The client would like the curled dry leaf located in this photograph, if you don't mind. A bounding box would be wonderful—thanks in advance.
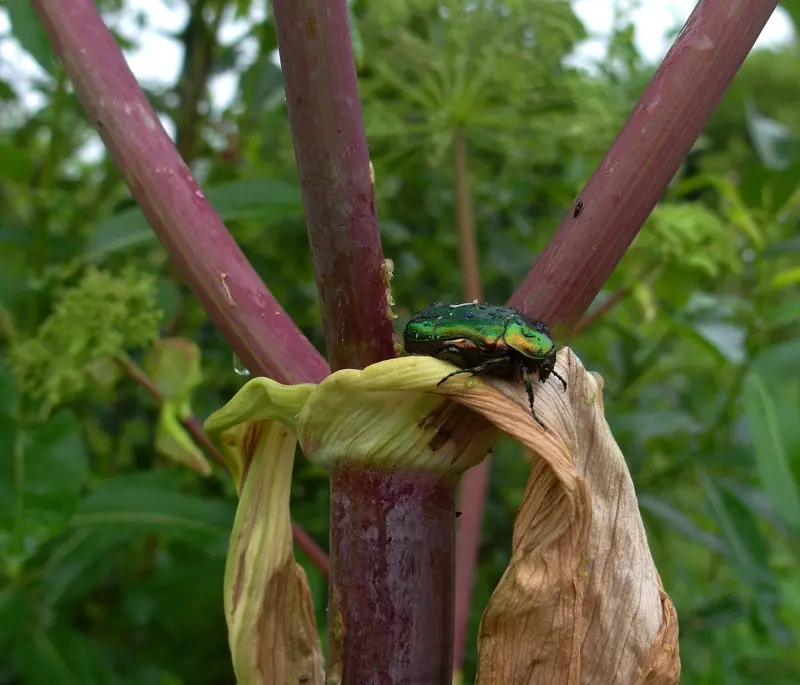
[468,350,680,685]
[221,420,323,685]
[204,349,679,684]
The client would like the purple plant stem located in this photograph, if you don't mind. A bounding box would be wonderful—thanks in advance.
[273,0,396,372]
[510,0,780,329]
[328,467,455,683]
[32,0,329,386]
[271,1,451,680]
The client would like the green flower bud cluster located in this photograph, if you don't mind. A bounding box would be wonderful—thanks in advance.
[636,203,744,278]
[10,267,162,415]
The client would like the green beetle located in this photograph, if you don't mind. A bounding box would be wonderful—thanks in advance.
[403,301,566,428]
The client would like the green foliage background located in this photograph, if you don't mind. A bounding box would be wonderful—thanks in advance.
[2,0,800,682]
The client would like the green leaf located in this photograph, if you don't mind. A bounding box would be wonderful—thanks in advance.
[84,178,303,262]
[11,625,115,685]
[781,0,800,34]
[739,163,800,213]
[702,475,791,644]
[741,373,800,529]
[0,587,32,651]
[699,473,774,585]
[70,473,234,550]
[348,5,364,68]
[40,528,130,611]
[0,358,18,416]
[715,477,795,538]
[680,595,748,633]
[0,143,34,184]
[764,234,800,257]
[692,322,746,364]
[0,79,14,100]
[745,101,798,171]
[0,411,88,575]
[610,410,702,439]
[5,0,56,75]
[752,339,800,379]
[764,299,800,330]
[662,313,732,365]
[638,493,727,555]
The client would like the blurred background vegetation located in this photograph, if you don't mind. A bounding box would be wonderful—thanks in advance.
[1,0,800,682]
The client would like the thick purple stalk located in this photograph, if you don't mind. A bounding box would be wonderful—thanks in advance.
[32,0,329,385]
[272,0,396,372]
[328,467,455,682]
[271,2,446,681]
[510,0,780,329]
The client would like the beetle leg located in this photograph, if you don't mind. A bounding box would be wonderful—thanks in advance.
[521,368,545,429]
[550,368,567,392]
[436,357,508,387]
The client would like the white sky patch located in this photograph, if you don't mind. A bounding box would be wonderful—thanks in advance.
[0,1,795,114]
[572,0,793,67]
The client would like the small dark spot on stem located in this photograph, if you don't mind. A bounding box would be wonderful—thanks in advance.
[573,200,584,218]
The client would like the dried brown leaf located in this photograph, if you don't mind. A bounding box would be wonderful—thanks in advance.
[451,349,680,685]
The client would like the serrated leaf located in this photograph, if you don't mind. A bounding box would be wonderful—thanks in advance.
[84,178,303,262]
[741,373,800,529]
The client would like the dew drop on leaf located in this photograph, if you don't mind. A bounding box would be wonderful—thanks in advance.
[233,353,251,377]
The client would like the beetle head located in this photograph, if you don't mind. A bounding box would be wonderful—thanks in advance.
[504,318,554,360]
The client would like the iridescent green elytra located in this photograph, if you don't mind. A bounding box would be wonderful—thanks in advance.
[403,302,567,428]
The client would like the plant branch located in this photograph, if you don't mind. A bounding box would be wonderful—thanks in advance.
[273,0,396,372]
[451,127,489,673]
[509,0,780,331]
[452,129,482,302]
[174,0,221,164]
[32,0,329,385]
[272,1,451,680]
[569,283,631,339]
[115,353,330,577]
